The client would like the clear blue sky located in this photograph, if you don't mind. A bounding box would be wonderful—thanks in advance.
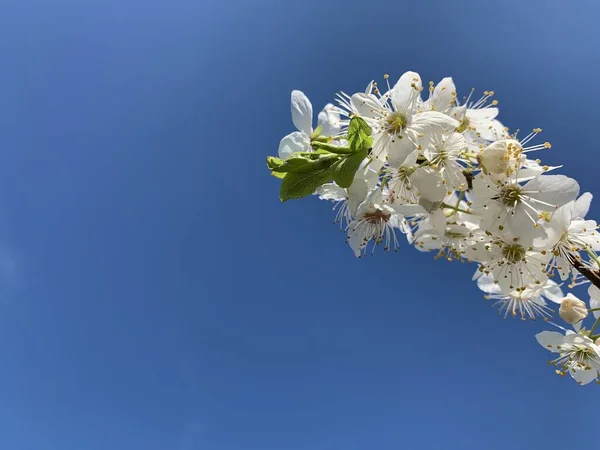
[0,0,598,449]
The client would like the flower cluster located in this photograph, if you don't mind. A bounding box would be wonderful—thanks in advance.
[266,71,600,385]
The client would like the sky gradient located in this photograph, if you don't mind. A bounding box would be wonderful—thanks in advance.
[0,0,599,449]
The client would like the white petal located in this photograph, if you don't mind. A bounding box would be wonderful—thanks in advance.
[347,178,369,217]
[317,104,341,136]
[588,284,600,319]
[414,233,444,252]
[291,90,313,135]
[393,203,428,216]
[467,107,499,122]
[540,280,564,304]
[387,138,416,168]
[411,111,460,132]
[430,77,456,112]
[278,131,311,160]
[569,367,598,385]
[478,119,508,141]
[535,331,565,352]
[391,71,422,112]
[314,183,346,201]
[523,175,580,210]
[347,223,365,257]
[573,192,593,220]
[477,275,503,295]
[411,167,446,203]
[351,93,382,118]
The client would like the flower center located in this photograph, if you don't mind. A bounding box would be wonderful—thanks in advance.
[385,112,407,135]
[502,243,526,263]
[499,185,521,208]
[364,210,390,224]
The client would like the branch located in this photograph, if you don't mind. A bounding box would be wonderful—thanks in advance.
[568,255,600,290]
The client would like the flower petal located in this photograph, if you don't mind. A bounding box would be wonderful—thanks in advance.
[391,71,422,112]
[278,131,311,160]
[467,107,499,122]
[569,367,598,385]
[351,93,382,119]
[314,183,346,201]
[291,90,313,135]
[430,77,456,112]
[588,284,600,319]
[523,175,580,210]
[573,192,593,220]
[535,331,565,352]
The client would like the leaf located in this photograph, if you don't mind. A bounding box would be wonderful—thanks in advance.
[271,171,286,179]
[266,156,284,171]
[347,117,373,152]
[311,141,353,154]
[273,152,339,173]
[330,148,368,188]
[280,169,333,202]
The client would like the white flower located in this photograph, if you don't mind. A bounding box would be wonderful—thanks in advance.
[537,193,600,280]
[413,223,474,261]
[458,89,507,141]
[422,129,468,192]
[278,91,341,160]
[385,150,420,205]
[471,173,580,244]
[278,90,313,160]
[336,71,459,165]
[536,330,600,385]
[467,229,550,292]
[347,189,403,257]
[477,275,563,319]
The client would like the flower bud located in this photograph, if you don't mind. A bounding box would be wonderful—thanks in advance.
[478,139,523,179]
[596,337,600,347]
[559,294,588,324]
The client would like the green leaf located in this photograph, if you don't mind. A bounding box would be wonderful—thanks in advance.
[266,156,284,171]
[272,152,339,173]
[329,148,368,188]
[280,169,333,202]
[347,117,373,152]
[271,171,286,179]
[310,141,353,154]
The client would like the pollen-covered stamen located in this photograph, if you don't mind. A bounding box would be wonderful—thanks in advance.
[502,243,526,263]
[468,90,498,109]
[429,147,449,168]
[385,112,407,136]
[498,185,522,208]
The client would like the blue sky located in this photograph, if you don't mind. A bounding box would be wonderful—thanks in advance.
[0,0,599,449]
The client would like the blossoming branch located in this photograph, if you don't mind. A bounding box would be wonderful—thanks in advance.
[265,71,600,386]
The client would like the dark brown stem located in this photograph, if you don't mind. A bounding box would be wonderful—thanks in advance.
[569,256,600,290]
